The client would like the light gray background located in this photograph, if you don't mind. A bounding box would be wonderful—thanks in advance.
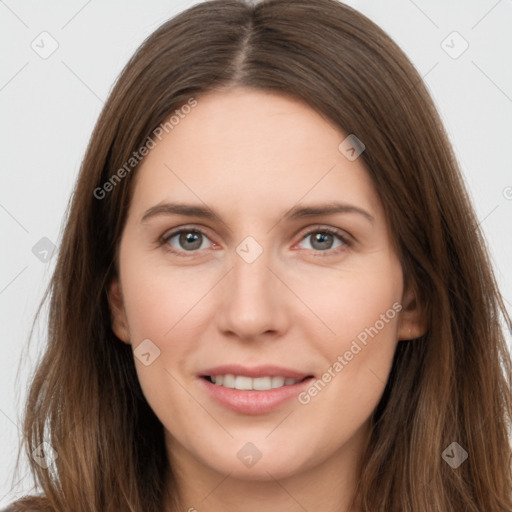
[1,0,511,505]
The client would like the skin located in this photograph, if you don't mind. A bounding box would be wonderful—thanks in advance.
[109,88,426,512]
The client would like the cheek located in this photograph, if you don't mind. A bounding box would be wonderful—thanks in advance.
[120,255,214,342]
[290,254,402,413]
[288,253,403,348]
[118,260,211,426]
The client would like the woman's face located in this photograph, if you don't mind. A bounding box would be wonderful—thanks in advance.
[109,88,423,483]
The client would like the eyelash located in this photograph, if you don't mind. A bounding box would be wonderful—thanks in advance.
[158,225,353,258]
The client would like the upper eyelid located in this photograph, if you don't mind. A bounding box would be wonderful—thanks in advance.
[161,224,216,243]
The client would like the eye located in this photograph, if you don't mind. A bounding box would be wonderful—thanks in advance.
[297,228,351,253]
[162,228,213,253]
[159,225,351,257]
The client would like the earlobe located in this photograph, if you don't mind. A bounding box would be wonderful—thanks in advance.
[108,278,131,344]
[397,285,428,341]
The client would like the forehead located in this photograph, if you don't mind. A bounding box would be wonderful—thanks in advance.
[128,88,383,224]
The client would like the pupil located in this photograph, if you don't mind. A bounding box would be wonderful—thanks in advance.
[180,231,202,250]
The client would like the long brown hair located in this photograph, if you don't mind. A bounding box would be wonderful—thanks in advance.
[10,0,511,510]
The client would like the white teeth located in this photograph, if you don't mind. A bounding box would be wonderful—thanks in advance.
[254,377,272,390]
[235,376,253,390]
[223,374,235,388]
[210,374,301,390]
[271,376,285,388]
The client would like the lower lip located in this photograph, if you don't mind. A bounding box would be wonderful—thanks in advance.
[199,376,314,415]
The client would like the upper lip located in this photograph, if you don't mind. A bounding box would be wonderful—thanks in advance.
[199,364,313,380]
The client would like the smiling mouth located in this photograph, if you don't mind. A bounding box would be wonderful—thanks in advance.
[202,374,312,391]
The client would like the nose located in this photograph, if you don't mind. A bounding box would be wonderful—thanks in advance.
[216,246,291,341]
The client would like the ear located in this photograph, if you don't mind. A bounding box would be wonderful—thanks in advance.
[397,283,428,341]
[108,278,131,344]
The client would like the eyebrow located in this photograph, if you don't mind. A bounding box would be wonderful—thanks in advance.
[140,201,374,225]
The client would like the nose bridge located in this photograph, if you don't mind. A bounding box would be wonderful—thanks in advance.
[230,242,275,307]
[217,237,288,337]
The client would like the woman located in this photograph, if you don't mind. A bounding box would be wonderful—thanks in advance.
[6,0,511,510]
